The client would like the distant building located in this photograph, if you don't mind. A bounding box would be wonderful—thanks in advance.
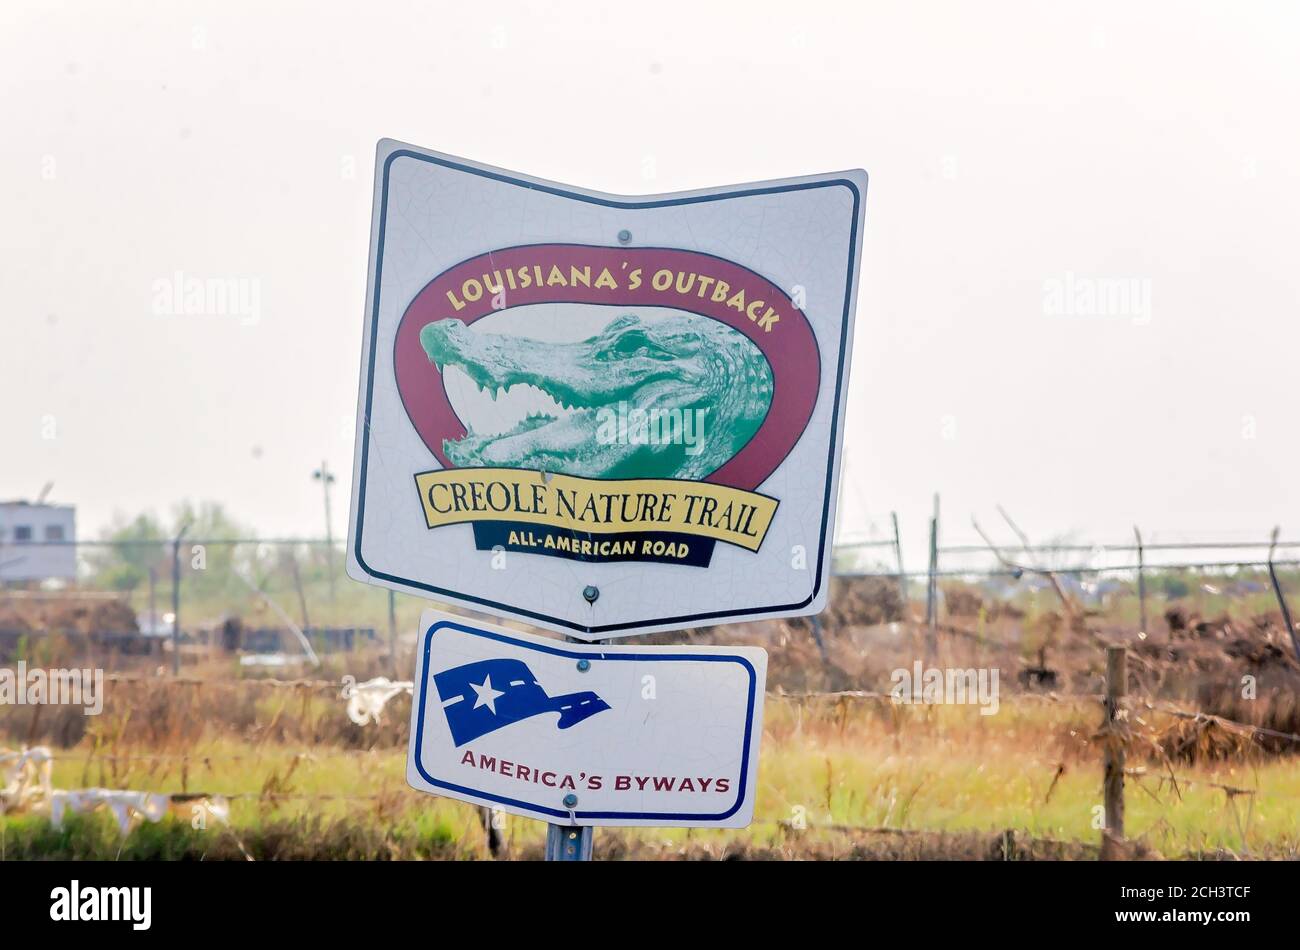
[0,501,77,582]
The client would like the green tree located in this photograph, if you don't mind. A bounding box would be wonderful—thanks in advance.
[167,500,256,602]
[88,512,167,591]
[88,502,256,605]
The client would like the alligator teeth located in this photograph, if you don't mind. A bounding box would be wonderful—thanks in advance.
[442,370,574,438]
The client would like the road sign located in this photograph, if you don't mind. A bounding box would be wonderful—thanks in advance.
[406,609,767,828]
[347,139,868,638]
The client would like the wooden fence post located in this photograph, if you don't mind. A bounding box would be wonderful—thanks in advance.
[1101,645,1127,859]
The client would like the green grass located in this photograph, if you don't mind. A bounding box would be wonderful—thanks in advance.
[7,697,1299,859]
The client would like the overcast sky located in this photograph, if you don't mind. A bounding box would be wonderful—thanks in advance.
[2,0,1297,562]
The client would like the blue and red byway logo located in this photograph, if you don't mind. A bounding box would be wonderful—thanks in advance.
[434,658,610,747]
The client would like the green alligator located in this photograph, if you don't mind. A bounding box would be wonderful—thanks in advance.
[419,313,773,480]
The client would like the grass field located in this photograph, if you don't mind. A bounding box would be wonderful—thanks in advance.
[5,693,1297,860]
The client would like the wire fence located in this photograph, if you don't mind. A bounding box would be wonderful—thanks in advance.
[4,531,1298,606]
[2,528,1299,685]
[833,523,1300,653]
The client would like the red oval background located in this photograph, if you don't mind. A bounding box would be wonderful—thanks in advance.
[392,244,820,491]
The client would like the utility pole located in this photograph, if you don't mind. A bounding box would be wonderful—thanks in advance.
[313,461,337,603]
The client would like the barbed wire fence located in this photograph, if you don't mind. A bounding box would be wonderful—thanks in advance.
[834,517,1300,660]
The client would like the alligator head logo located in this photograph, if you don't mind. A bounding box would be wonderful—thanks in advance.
[391,244,821,495]
[418,313,773,480]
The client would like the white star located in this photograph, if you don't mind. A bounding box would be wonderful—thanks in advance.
[470,675,506,714]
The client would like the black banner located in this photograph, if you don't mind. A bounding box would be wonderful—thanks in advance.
[0,859,1277,937]
[471,521,716,567]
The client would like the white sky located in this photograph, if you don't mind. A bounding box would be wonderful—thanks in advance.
[2,0,1297,561]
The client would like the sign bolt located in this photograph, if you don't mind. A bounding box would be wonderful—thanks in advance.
[577,658,591,672]
[563,793,579,808]
[582,585,599,604]
[617,229,632,244]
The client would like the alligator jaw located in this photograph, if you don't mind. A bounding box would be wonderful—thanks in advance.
[418,313,772,479]
[420,318,665,467]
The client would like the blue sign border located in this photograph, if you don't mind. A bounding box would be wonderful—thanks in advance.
[411,619,759,822]
[352,145,866,635]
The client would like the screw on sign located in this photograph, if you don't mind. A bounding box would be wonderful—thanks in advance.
[346,141,867,859]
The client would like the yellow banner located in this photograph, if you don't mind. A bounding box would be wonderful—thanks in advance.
[413,468,778,552]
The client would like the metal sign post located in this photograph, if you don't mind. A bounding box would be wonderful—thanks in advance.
[545,632,597,861]
[545,823,594,861]
[479,603,722,860]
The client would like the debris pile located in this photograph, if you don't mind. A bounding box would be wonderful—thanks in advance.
[785,576,904,631]
[0,594,139,636]
[2,745,231,836]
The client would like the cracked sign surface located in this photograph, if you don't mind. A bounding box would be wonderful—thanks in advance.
[347,139,867,639]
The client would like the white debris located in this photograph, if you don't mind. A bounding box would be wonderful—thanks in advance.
[1,746,54,813]
[5,746,232,838]
[50,789,171,834]
[344,677,413,725]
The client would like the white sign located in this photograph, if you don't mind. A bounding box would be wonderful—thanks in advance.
[406,609,767,828]
[347,139,867,638]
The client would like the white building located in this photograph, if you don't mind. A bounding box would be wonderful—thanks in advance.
[0,501,77,582]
